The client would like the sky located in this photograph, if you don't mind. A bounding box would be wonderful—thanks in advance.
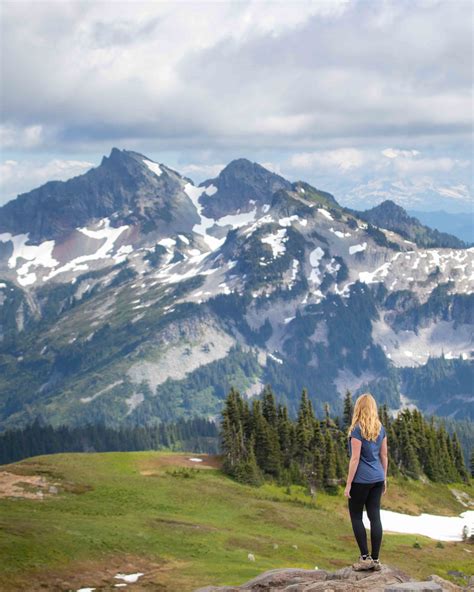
[0,0,472,213]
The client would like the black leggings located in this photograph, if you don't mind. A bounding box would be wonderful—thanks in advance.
[348,480,384,559]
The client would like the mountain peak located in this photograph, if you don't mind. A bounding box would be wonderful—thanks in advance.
[199,159,292,218]
[369,199,409,217]
[100,147,149,168]
[0,147,196,243]
[356,199,466,249]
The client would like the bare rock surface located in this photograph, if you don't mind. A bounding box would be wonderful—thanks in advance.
[194,564,467,592]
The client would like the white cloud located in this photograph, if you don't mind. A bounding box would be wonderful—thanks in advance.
[382,148,420,159]
[0,1,471,214]
[0,1,471,150]
[180,163,226,182]
[290,148,367,172]
[0,124,44,148]
[0,159,94,204]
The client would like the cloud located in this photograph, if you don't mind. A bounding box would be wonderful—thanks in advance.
[179,162,226,182]
[0,1,471,213]
[0,0,471,150]
[290,148,367,172]
[382,148,420,159]
[0,124,45,148]
[0,158,94,204]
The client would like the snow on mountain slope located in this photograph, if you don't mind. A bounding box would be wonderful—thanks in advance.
[0,149,472,429]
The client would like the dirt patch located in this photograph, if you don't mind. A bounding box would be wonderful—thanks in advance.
[0,469,92,500]
[139,453,222,476]
[0,471,59,500]
[1,553,188,592]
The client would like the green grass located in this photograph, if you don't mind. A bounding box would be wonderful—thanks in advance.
[0,451,472,591]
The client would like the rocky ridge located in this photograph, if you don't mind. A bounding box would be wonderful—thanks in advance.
[194,565,473,592]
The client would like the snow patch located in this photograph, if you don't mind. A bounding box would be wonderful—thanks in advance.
[158,238,177,249]
[309,246,325,286]
[184,183,223,250]
[268,352,283,364]
[349,242,367,255]
[261,228,288,258]
[329,227,351,238]
[114,573,144,584]
[80,380,123,404]
[318,208,333,220]
[364,509,474,542]
[45,219,129,281]
[204,184,218,196]
[216,208,257,229]
[143,158,162,177]
[279,215,307,227]
[113,244,133,263]
[0,232,59,286]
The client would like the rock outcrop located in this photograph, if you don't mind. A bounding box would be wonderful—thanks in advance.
[194,564,470,592]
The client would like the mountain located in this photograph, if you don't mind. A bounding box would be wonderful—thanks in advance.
[0,149,472,431]
[409,209,474,245]
[0,148,200,244]
[198,158,292,219]
[353,200,467,249]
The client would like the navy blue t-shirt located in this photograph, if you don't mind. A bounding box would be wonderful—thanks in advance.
[348,423,386,483]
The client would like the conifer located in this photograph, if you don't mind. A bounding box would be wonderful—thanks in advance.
[343,390,354,431]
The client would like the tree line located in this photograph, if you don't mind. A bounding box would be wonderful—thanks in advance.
[0,417,218,465]
[220,385,470,488]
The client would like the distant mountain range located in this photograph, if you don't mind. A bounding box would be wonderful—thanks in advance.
[408,210,473,245]
[0,148,472,431]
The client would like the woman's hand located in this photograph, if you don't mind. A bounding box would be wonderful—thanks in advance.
[344,484,351,498]
[383,479,387,495]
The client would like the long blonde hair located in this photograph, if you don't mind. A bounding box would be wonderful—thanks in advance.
[347,393,382,442]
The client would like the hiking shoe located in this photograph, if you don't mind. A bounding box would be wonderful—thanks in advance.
[352,555,375,571]
[372,559,381,571]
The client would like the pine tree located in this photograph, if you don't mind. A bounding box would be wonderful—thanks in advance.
[343,390,354,431]
[296,389,314,466]
[277,405,293,468]
[262,384,278,427]
[323,432,337,488]
[234,435,262,486]
[451,432,468,482]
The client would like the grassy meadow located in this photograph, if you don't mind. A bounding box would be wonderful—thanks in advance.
[0,451,472,591]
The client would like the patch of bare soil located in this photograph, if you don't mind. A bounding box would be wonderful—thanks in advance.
[0,469,92,500]
[0,470,59,500]
[139,453,222,476]
[0,554,189,592]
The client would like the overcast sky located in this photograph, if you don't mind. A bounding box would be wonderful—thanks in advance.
[1,0,472,212]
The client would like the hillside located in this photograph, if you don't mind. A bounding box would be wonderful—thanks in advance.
[408,210,473,246]
[0,149,473,431]
[0,451,473,591]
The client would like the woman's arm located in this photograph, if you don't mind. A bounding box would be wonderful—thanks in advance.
[344,437,361,498]
[380,435,388,494]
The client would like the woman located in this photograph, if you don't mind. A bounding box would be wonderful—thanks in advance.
[344,393,388,572]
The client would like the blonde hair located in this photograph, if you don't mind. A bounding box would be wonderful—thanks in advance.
[347,393,382,442]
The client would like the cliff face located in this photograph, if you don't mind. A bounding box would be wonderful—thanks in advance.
[194,564,471,592]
